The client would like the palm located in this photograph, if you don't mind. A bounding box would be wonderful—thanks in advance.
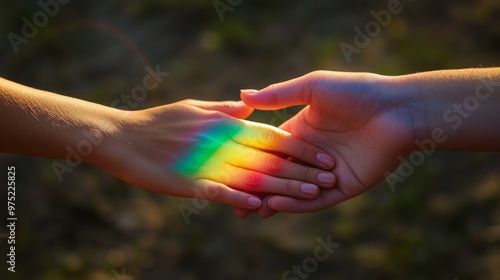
[240,71,417,214]
[279,88,413,210]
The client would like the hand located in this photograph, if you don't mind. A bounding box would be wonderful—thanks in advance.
[236,70,418,216]
[89,99,336,210]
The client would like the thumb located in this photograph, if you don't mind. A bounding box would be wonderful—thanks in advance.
[180,99,254,119]
[240,73,313,110]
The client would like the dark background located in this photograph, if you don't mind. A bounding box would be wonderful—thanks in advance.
[0,0,499,279]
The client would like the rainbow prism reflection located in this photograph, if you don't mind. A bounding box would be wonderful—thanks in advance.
[173,122,244,177]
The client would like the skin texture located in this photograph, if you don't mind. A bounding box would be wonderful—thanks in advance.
[0,78,336,210]
[236,68,500,218]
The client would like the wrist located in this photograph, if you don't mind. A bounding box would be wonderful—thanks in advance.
[392,74,433,142]
[82,106,129,167]
[374,73,430,153]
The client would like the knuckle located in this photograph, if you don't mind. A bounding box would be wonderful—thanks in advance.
[265,83,285,108]
[286,180,293,193]
[182,98,196,104]
[307,70,330,80]
[304,167,315,182]
[265,157,283,173]
[260,129,282,146]
[302,71,328,103]
[219,100,236,108]
[246,172,264,187]
[211,114,241,135]
[208,110,230,123]
[215,165,232,183]
[302,145,312,162]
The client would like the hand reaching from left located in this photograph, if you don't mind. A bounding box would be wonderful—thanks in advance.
[0,78,336,211]
[92,99,336,209]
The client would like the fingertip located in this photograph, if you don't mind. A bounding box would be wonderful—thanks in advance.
[320,174,336,189]
[240,89,257,106]
[242,75,310,110]
[255,195,278,218]
[240,88,274,110]
[267,196,288,212]
[246,196,262,208]
[317,172,336,187]
[316,153,335,169]
[240,89,259,95]
[300,183,320,198]
[193,179,262,211]
[267,196,276,209]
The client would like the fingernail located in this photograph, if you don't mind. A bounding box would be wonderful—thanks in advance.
[240,89,259,95]
[300,183,318,196]
[267,197,275,208]
[247,196,261,207]
[316,153,334,168]
[317,172,335,184]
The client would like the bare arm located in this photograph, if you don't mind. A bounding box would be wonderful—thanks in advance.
[0,77,121,159]
[0,78,336,210]
[396,68,500,151]
[237,67,500,216]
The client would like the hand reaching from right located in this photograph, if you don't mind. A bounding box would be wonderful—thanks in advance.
[236,68,500,217]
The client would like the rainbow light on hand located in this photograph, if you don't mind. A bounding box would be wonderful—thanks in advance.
[172,122,245,178]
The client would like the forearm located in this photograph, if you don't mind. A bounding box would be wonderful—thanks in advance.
[0,78,121,162]
[395,68,500,151]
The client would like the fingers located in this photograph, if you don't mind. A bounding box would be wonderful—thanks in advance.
[233,121,335,170]
[234,194,278,218]
[198,163,321,199]
[220,142,336,188]
[240,73,313,110]
[180,99,254,119]
[192,179,262,209]
[257,195,279,218]
[267,188,348,213]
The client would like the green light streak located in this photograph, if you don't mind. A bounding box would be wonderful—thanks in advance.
[173,122,243,177]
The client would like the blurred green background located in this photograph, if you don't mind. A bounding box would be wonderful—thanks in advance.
[1,0,499,279]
